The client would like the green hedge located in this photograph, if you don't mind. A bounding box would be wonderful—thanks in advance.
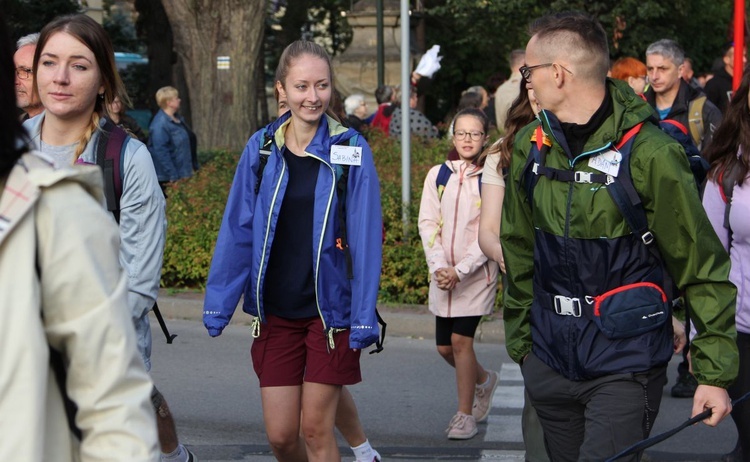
[161,149,239,287]
[160,132,456,305]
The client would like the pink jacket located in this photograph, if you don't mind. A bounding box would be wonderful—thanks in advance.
[418,161,499,318]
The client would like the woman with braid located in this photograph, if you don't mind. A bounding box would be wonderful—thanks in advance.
[23,14,195,462]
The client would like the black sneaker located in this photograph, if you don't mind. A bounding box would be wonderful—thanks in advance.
[670,372,698,398]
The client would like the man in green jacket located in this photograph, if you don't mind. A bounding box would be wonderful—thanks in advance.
[501,12,737,462]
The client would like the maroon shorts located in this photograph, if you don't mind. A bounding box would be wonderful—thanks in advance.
[250,314,362,387]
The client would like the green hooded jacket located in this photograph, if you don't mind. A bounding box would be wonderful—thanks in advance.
[501,79,738,388]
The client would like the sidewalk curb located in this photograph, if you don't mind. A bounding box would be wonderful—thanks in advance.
[156,289,505,344]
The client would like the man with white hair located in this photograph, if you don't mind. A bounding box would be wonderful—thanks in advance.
[14,33,42,120]
[644,39,722,153]
[502,11,737,461]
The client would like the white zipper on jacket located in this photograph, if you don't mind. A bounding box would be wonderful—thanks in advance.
[253,155,287,337]
[447,163,467,318]
[304,151,339,348]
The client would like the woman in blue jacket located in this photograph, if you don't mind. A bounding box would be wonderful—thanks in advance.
[204,40,382,462]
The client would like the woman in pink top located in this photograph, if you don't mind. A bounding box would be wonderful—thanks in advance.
[701,69,750,462]
[418,108,500,441]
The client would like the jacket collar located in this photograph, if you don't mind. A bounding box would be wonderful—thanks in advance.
[539,79,657,159]
[445,159,483,176]
[644,79,704,118]
[270,113,355,162]
[23,112,105,164]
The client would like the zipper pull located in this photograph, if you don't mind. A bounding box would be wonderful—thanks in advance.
[328,329,336,350]
[251,317,260,338]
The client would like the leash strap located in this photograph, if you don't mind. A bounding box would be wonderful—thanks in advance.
[605,390,750,461]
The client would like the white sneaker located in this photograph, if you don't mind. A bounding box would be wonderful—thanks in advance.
[446,412,478,440]
[472,370,498,422]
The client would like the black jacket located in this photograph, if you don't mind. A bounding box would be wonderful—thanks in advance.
[645,80,723,152]
[704,67,733,113]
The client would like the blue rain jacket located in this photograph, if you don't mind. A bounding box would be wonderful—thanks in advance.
[204,113,383,349]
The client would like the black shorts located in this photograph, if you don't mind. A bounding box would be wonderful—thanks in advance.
[435,315,482,346]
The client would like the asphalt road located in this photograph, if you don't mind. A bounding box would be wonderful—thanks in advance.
[149,317,738,462]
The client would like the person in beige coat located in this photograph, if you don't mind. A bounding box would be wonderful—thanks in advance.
[0,152,160,462]
[418,108,500,441]
[0,17,159,459]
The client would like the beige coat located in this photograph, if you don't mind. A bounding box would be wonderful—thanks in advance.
[494,71,522,132]
[418,160,499,318]
[0,153,159,462]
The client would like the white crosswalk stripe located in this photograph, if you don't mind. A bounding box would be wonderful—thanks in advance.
[483,362,526,453]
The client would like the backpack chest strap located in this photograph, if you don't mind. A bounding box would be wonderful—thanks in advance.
[532,163,614,185]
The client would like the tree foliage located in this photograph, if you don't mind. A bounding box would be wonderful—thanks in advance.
[422,0,737,122]
[103,5,141,53]
[265,0,353,86]
[5,0,79,41]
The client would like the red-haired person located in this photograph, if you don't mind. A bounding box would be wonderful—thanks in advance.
[611,57,648,96]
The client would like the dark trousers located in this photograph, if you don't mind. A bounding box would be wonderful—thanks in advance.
[521,352,667,462]
[729,332,750,460]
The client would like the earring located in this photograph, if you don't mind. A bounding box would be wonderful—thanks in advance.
[98,93,105,100]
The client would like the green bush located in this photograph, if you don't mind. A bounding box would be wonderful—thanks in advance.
[161,149,239,287]
[369,130,450,304]
[161,132,457,305]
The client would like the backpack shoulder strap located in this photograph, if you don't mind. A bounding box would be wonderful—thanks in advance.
[659,118,689,136]
[604,123,661,260]
[334,135,358,279]
[96,118,129,223]
[520,124,551,205]
[435,163,453,201]
[688,96,706,148]
[254,129,274,196]
[719,160,744,234]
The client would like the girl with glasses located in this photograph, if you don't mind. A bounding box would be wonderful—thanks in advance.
[418,108,500,440]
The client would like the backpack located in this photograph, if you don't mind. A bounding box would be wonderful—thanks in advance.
[687,95,706,149]
[658,117,710,188]
[94,118,130,223]
[94,118,177,344]
[435,162,482,201]
[642,94,710,188]
[255,128,387,353]
[717,160,745,249]
[521,123,678,340]
[522,122,662,263]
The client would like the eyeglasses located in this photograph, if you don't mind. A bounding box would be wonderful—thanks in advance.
[453,130,485,141]
[15,66,32,80]
[519,63,573,83]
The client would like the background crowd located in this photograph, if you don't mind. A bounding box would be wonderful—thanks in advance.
[3,6,749,462]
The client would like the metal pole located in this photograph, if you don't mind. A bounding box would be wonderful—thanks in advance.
[400,0,411,235]
[377,0,384,88]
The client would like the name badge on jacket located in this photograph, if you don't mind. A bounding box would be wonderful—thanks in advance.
[588,149,621,177]
[331,145,362,166]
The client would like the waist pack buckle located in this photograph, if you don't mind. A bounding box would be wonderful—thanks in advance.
[554,295,582,317]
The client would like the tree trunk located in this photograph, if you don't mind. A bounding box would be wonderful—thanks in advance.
[161,0,265,151]
[134,0,175,116]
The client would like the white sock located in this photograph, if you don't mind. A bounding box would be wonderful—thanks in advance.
[352,439,376,462]
[161,444,190,462]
